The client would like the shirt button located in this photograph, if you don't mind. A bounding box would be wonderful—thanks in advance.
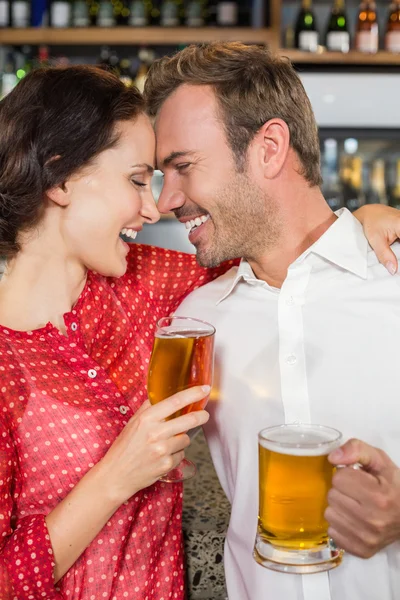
[70,322,78,331]
[119,405,129,415]
[286,296,294,306]
[286,354,297,365]
[88,369,97,379]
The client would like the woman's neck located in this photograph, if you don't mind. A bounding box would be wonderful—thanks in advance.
[0,242,87,334]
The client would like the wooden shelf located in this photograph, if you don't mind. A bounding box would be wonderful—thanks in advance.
[0,27,274,46]
[280,48,400,65]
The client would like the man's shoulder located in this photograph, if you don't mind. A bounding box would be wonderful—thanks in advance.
[177,266,239,307]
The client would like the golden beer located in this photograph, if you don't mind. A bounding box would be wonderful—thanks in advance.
[254,424,343,574]
[148,329,214,418]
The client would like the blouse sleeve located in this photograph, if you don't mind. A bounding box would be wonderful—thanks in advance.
[0,417,61,600]
[126,244,238,315]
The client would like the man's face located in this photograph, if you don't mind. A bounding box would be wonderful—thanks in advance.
[155,84,279,267]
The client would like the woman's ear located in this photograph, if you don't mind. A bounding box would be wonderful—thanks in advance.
[46,182,71,207]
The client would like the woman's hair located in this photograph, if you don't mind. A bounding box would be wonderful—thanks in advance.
[144,42,322,187]
[0,65,145,259]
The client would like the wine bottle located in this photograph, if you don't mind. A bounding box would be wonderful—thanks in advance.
[97,0,116,25]
[294,0,319,52]
[355,0,379,53]
[72,0,90,26]
[129,0,149,25]
[217,1,238,26]
[340,155,365,211]
[367,159,388,204]
[185,0,207,26]
[0,0,10,27]
[119,58,134,86]
[11,1,31,27]
[160,0,182,26]
[385,0,400,52]
[50,0,72,27]
[114,0,131,24]
[251,0,267,27]
[325,0,350,52]
[389,159,400,208]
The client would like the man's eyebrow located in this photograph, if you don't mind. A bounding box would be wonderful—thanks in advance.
[161,151,196,168]
[131,163,155,174]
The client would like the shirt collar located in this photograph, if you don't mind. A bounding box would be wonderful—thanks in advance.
[217,208,368,304]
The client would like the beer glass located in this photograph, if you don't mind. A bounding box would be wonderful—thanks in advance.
[254,423,344,574]
[147,316,215,482]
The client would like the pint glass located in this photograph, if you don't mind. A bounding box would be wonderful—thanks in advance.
[147,316,215,482]
[254,424,343,573]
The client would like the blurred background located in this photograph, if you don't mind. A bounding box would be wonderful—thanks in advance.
[1,0,400,253]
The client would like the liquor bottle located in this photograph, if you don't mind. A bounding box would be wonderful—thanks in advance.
[87,0,98,24]
[0,0,10,27]
[31,0,49,26]
[150,0,162,24]
[238,0,251,26]
[135,47,155,92]
[50,0,72,27]
[355,0,379,53]
[119,58,134,86]
[217,1,238,26]
[385,0,400,52]
[11,1,31,27]
[114,0,131,24]
[389,159,400,208]
[207,0,217,24]
[251,0,267,27]
[294,0,319,52]
[160,0,182,26]
[129,0,149,25]
[97,0,116,25]
[340,155,365,211]
[72,0,90,26]
[367,159,388,204]
[1,52,17,99]
[321,138,343,211]
[185,0,207,26]
[325,0,350,52]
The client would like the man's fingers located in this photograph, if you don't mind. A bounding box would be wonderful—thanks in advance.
[329,438,395,479]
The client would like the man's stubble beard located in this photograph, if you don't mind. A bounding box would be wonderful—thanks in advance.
[195,172,281,268]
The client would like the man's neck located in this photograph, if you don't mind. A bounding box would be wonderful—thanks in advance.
[248,192,337,289]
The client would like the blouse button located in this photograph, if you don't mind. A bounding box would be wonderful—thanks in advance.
[88,369,97,379]
[70,322,78,331]
[119,405,129,415]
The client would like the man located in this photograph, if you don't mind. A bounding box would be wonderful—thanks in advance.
[144,43,400,600]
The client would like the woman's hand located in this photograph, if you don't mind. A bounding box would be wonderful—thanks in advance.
[354,205,400,274]
[97,385,210,503]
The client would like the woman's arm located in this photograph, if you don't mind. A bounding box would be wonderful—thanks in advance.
[1,387,209,590]
[354,205,400,274]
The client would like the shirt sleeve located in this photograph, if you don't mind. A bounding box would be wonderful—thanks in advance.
[0,417,61,600]
[127,243,238,315]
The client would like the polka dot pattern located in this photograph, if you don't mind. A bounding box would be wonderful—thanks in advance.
[0,244,235,600]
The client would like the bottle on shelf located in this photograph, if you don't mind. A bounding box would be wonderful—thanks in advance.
[238,0,251,26]
[72,0,90,26]
[31,0,48,27]
[367,159,388,204]
[294,0,319,52]
[35,45,51,68]
[340,155,365,211]
[1,52,17,99]
[207,0,217,24]
[119,58,134,86]
[160,0,182,26]
[389,159,400,208]
[385,0,400,52]
[87,0,99,25]
[134,47,155,93]
[251,0,267,27]
[11,0,31,27]
[129,0,150,25]
[0,0,10,28]
[97,0,116,26]
[114,0,131,24]
[325,0,350,53]
[150,0,162,24]
[355,0,379,53]
[321,138,343,211]
[217,1,239,26]
[50,0,72,27]
[185,0,207,26]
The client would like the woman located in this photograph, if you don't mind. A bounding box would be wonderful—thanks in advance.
[0,66,233,600]
[0,65,397,600]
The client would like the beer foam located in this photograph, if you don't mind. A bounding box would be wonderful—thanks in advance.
[156,327,213,339]
[259,425,341,456]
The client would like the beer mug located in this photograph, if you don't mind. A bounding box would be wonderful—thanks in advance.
[254,423,344,573]
[147,316,215,482]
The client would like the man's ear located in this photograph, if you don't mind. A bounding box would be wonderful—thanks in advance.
[251,118,290,180]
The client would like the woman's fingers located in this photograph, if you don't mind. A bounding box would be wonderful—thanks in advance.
[144,385,210,421]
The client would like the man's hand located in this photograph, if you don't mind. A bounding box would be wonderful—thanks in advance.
[326,438,400,558]
[354,205,400,275]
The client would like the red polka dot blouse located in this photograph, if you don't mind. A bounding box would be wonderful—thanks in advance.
[0,244,234,600]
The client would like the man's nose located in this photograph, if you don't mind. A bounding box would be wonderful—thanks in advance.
[157,183,186,215]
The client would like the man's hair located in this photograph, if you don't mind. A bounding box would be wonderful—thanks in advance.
[144,42,322,187]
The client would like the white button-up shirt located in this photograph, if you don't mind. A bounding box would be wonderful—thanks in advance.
[176,209,400,600]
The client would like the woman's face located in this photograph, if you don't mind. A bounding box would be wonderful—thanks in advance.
[61,114,159,277]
